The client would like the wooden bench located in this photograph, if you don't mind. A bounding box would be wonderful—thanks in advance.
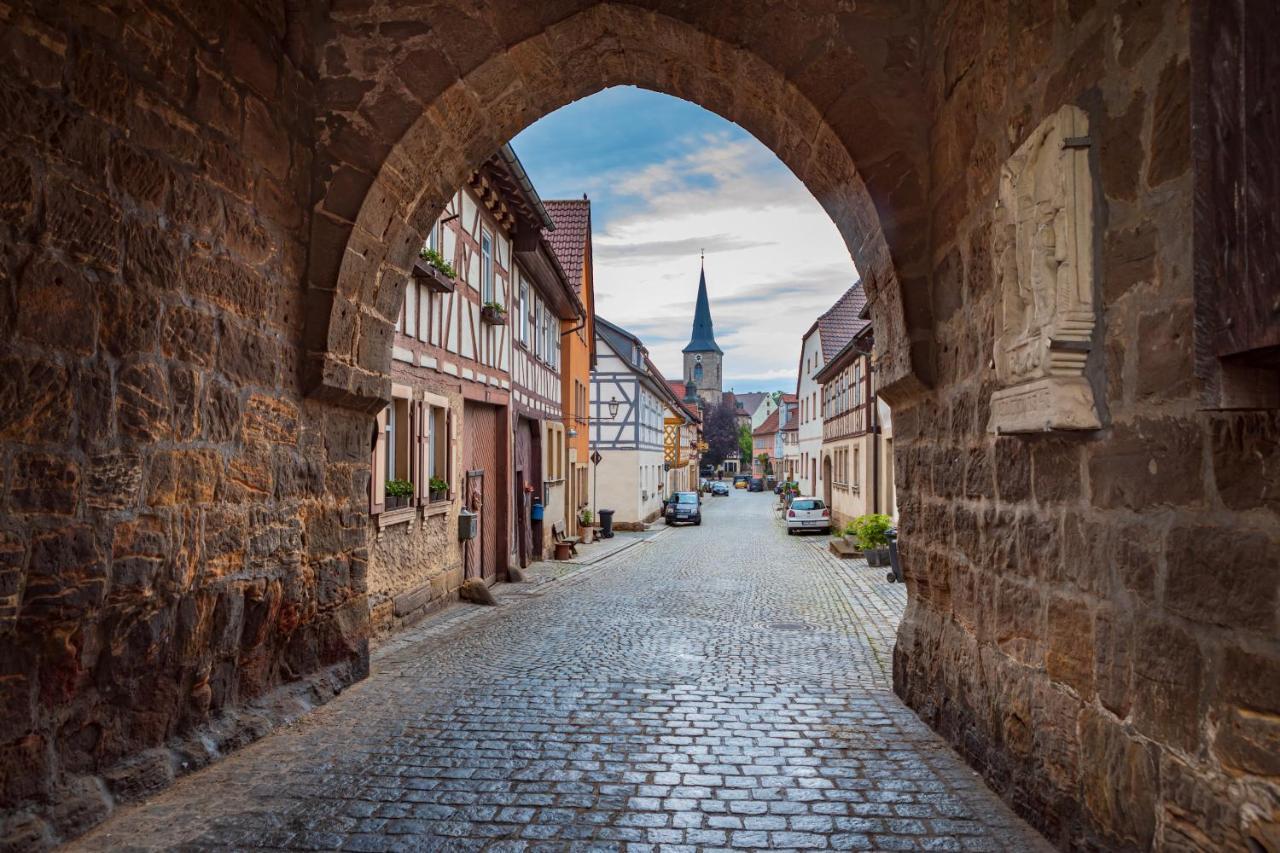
[551,522,580,559]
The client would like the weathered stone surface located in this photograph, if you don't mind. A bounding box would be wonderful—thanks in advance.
[1165,524,1277,633]
[1132,617,1202,753]
[1088,418,1203,509]
[1146,57,1190,187]
[0,3,1271,851]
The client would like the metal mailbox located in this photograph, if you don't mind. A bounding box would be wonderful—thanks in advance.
[458,508,478,541]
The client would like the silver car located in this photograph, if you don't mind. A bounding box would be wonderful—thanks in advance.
[785,497,830,534]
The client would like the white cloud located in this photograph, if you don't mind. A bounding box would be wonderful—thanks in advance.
[592,131,858,392]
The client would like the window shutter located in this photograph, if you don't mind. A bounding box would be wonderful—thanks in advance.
[372,407,387,514]
[416,401,429,506]
[446,406,454,498]
[408,400,419,505]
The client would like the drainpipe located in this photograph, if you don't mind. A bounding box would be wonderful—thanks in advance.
[869,371,879,516]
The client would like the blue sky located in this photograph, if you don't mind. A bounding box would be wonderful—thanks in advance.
[512,87,859,394]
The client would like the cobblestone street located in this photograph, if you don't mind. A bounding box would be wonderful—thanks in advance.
[72,493,1047,852]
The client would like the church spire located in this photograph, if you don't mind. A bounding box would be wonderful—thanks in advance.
[683,255,722,354]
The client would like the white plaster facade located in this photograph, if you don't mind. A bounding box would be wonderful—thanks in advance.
[796,329,825,495]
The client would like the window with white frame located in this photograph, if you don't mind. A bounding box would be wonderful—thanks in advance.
[403,281,417,340]
[371,391,455,516]
[519,277,529,345]
[481,230,494,303]
[425,395,451,500]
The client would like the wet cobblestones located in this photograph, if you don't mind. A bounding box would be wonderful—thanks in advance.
[72,493,1047,851]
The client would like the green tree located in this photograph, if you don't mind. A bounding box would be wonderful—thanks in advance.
[737,424,753,464]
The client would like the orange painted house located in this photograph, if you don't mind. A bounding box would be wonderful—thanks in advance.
[543,198,595,535]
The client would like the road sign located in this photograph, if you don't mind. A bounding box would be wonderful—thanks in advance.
[590,450,602,466]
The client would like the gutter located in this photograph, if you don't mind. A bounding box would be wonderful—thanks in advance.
[497,143,554,230]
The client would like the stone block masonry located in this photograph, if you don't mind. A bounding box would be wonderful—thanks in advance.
[0,0,1275,850]
[0,1,370,845]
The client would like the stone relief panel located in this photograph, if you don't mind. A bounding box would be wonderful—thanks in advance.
[988,104,1102,434]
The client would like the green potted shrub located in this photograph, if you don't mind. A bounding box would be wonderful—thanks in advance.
[428,476,449,503]
[840,520,864,556]
[579,508,595,544]
[851,513,893,566]
[480,300,507,325]
[414,247,457,293]
[385,478,414,510]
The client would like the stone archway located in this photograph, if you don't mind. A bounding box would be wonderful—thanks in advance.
[302,2,935,415]
[0,1,1273,849]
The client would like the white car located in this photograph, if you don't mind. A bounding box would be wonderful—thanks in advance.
[785,497,831,534]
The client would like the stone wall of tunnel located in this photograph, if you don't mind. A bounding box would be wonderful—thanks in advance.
[0,0,1276,850]
[0,2,370,844]
[892,1,1279,850]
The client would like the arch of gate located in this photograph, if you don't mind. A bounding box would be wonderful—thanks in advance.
[301,2,935,413]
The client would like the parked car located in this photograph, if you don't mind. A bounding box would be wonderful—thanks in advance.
[664,491,702,525]
[710,481,730,496]
[748,478,764,492]
[733,476,749,489]
[785,497,831,534]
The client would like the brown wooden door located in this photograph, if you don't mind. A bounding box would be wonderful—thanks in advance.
[514,417,538,567]
[463,401,502,581]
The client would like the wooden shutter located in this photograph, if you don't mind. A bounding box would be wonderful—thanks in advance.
[408,400,419,506]
[446,406,454,498]
[416,401,429,506]
[371,407,387,514]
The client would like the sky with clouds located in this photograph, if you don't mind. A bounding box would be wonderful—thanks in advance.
[511,87,859,394]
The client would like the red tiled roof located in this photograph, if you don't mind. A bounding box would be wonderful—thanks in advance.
[667,379,688,401]
[753,409,781,437]
[542,199,590,294]
[816,281,870,360]
[779,393,798,404]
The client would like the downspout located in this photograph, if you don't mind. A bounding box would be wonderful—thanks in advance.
[870,368,879,515]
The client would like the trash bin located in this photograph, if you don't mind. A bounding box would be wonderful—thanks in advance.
[885,528,904,584]
[599,509,615,539]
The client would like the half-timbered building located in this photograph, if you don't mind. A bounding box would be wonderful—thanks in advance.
[366,145,542,636]
[508,195,583,566]
[590,318,669,527]
[813,317,897,529]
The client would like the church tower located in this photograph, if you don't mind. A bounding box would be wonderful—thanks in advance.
[682,256,723,407]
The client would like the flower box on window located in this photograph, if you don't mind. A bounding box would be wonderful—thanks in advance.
[481,302,507,326]
[413,257,455,293]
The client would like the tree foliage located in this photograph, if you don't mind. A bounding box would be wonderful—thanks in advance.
[737,424,753,463]
[701,398,740,467]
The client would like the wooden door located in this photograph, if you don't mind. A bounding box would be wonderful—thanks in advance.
[462,402,502,581]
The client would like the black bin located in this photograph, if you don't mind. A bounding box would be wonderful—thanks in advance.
[599,509,615,539]
[885,528,904,584]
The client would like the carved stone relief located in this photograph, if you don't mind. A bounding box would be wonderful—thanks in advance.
[988,104,1102,434]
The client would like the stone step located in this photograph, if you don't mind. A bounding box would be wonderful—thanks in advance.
[829,537,863,559]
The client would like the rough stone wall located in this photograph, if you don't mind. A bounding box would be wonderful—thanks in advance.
[0,2,370,845]
[367,510,462,640]
[366,377,464,641]
[893,1,1280,850]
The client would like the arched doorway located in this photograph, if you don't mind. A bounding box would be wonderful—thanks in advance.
[821,454,833,509]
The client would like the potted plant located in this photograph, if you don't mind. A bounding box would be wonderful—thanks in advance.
[413,247,457,293]
[851,513,893,567]
[579,508,595,544]
[385,478,414,510]
[480,301,507,325]
[840,521,865,556]
[428,476,449,503]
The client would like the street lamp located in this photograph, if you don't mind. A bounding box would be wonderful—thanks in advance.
[606,396,620,419]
